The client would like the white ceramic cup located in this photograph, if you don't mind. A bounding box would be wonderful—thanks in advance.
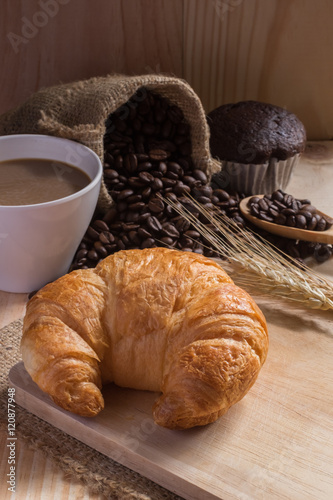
[0,134,103,293]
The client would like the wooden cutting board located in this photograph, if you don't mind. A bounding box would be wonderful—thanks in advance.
[9,297,333,500]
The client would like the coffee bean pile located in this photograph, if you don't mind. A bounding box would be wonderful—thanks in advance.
[70,89,332,270]
[248,190,333,231]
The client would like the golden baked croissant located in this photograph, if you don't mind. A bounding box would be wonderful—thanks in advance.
[21,247,268,430]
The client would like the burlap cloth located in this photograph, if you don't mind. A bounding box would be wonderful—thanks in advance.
[0,73,221,213]
[0,318,183,500]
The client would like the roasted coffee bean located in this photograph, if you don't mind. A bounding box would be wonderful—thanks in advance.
[303,204,317,214]
[117,239,126,250]
[282,208,296,216]
[86,226,100,241]
[192,169,208,184]
[92,220,110,232]
[182,175,197,188]
[299,198,311,205]
[165,170,179,181]
[99,231,115,245]
[228,197,238,208]
[167,162,183,175]
[258,198,269,211]
[136,153,150,162]
[180,236,194,248]
[161,223,180,239]
[299,209,313,222]
[274,200,287,210]
[148,197,164,213]
[128,201,146,211]
[164,192,178,203]
[214,189,230,202]
[127,176,145,189]
[141,237,155,249]
[286,215,296,227]
[137,161,153,172]
[126,194,142,204]
[232,215,246,227]
[125,210,140,222]
[104,168,119,180]
[283,194,293,207]
[117,188,134,201]
[121,234,130,246]
[123,223,140,232]
[292,200,300,212]
[102,207,117,224]
[128,231,140,245]
[149,149,169,161]
[196,196,212,205]
[151,178,164,191]
[152,170,163,179]
[271,190,284,203]
[314,244,333,262]
[268,207,279,218]
[75,248,88,260]
[174,217,191,233]
[295,214,307,229]
[161,177,177,188]
[146,215,162,233]
[114,154,124,170]
[87,249,99,261]
[228,207,240,216]
[138,171,154,184]
[324,215,333,228]
[173,182,191,196]
[197,186,214,199]
[250,205,260,217]
[158,162,168,174]
[308,216,318,230]
[137,212,151,224]
[141,186,152,199]
[123,153,138,173]
[316,217,327,231]
[76,258,88,268]
[184,230,201,239]
[94,241,108,258]
[137,227,152,239]
[109,222,123,232]
[248,196,261,205]
[259,212,274,223]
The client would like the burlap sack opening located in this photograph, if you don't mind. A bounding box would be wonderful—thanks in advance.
[0,74,221,213]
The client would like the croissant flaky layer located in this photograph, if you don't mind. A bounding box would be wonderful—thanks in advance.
[21,247,268,429]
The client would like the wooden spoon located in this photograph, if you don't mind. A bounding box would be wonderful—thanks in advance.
[239,195,333,244]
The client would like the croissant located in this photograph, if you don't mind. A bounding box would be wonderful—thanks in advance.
[21,247,268,430]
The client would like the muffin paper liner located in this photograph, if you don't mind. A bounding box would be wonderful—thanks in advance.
[211,154,301,195]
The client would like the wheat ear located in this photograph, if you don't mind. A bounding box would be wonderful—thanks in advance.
[161,195,333,311]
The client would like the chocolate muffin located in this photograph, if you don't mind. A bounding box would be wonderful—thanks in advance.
[208,101,306,195]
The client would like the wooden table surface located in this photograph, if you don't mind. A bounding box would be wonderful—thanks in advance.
[1,141,333,500]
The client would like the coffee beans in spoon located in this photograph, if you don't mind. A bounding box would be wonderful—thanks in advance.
[248,190,333,231]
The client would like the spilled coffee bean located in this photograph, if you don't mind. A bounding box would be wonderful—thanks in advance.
[71,90,332,270]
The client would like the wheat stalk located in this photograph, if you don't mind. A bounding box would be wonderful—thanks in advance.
[161,195,333,311]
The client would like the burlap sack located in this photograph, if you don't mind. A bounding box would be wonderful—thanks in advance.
[0,74,221,212]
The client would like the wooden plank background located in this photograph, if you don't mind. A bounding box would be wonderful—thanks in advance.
[1,0,333,140]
